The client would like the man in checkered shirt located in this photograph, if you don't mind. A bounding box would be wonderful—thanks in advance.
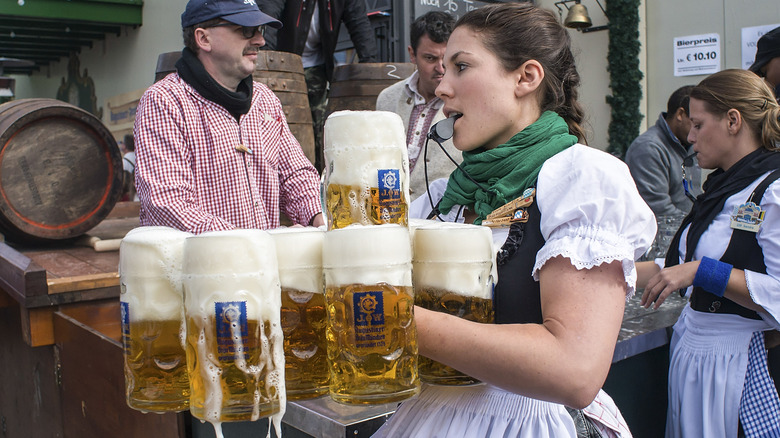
[133,0,324,233]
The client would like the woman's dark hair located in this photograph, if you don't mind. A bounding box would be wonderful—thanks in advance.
[691,69,780,151]
[456,3,586,143]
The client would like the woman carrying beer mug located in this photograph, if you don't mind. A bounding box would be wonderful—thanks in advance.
[375,3,655,437]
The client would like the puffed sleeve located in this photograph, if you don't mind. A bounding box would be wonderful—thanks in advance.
[746,178,780,325]
[533,145,657,297]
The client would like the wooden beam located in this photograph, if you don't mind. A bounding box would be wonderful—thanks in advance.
[0,243,48,302]
[20,306,55,347]
[0,286,13,308]
[47,272,120,295]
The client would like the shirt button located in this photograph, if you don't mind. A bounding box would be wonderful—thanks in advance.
[415,131,420,135]
[421,113,426,117]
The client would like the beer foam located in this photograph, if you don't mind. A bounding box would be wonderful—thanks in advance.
[119,226,191,321]
[322,224,412,287]
[182,229,286,427]
[182,229,280,322]
[409,219,466,243]
[413,223,495,299]
[267,227,324,294]
[324,111,410,191]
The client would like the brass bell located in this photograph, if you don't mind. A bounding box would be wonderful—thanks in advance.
[564,3,592,29]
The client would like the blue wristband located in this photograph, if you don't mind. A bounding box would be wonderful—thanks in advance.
[692,257,732,297]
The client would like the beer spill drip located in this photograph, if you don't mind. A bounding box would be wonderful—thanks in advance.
[197,323,224,438]
[183,230,286,438]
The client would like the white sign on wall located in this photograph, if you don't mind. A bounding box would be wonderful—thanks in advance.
[673,33,721,77]
[741,23,780,70]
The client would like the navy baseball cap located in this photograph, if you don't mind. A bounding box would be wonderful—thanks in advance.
[749,26,780,74]
[181,0,282,29]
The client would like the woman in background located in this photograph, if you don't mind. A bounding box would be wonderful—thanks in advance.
[375,3,655,437]
[640,69,780,437]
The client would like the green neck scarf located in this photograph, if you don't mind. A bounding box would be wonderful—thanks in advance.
[438,111,578,224]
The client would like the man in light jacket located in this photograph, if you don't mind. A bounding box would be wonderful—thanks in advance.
[376,11,462,201]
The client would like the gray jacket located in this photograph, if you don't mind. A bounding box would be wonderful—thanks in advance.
[376,79,462,201]
[625,113,693,217]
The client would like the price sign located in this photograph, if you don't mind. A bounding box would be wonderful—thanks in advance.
[673,33,721,77]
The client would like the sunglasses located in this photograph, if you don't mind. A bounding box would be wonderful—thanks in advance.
[682,152,698,202]
[206,23,266,39]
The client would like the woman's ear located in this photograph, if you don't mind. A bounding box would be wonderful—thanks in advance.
[726,108,742,135]
[515,60,544,98]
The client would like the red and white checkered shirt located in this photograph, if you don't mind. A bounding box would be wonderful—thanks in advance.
[134,74,322,233]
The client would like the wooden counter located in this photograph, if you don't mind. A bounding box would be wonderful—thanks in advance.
[0,202,137,347]
[0,202,189,438]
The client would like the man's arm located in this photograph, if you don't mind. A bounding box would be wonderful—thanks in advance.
[341,0,378,63]
[268,93,323,226]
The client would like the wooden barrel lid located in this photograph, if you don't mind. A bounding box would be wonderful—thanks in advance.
[0,98,123,243]
[253,75,309,94]
[255,51,304,73]
[329,80,405,98]
[331,63,416,81]
[327,96,378,113]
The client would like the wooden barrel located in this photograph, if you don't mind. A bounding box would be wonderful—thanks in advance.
[155,51,181,83]
[326,62,417,116]
[253,51,315,165]
[0,98,123,244]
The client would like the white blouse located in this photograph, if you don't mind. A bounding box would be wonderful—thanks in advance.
[411,144,657,298]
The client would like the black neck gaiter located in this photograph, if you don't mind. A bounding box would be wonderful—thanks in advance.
[175,47,253,121]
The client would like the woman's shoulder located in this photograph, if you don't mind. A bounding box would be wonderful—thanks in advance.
[540,144,632,188]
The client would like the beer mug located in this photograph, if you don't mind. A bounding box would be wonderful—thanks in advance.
[413,223,495,385]
[323,110,410,229]
[323,224,419,404]
[119,226,191,412]
[182,229,285,423]
[267,227,328,400]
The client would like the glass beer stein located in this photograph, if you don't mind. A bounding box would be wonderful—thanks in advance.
[119,226,191,412]
[323,224,419,404]
[413,222,495,385]
[323,110,410,230]
[182,229,285,423]
[268,227,329,400]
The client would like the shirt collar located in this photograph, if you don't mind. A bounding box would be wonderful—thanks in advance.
[404,70,441,107]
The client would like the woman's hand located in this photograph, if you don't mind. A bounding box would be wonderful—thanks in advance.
[640,261,700,309]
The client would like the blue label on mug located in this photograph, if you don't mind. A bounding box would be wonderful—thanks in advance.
[215,301,250,362]
[120,301,130,355]
[378,169,401,203]
[352,291,386,349]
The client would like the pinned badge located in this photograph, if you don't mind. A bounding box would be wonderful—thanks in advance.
[729,201,764,233]
[483,189,535,228]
